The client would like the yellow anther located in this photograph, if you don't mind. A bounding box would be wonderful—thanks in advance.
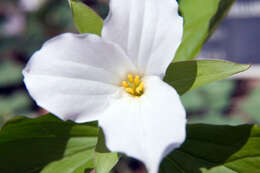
[136,82,144,94]
[122,74,144,97]
[122,81,129,88]
[134,75,140,85]
[125,87,134,95]
[128,74,134,83]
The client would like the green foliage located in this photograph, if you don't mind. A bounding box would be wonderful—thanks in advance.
[164,60,250,95]
[0,115,119,173]
[69,0,103,35]
[95,128,119,173]
[189,113,245,126]
[1,115,260,173]
[160,124,260,173]
[197,80,234,111]
[181,89,205,111]
[175,0,235,61]
[0,60,23,87]
[0,115,99,173]
[241,88,260,123]
[201,166,237,173]
[181,80,234,112]
[181,80,246,125]
[0,92,31,115]
[0,92,32,127]
[209,0,235,37]
[95,152,118,173]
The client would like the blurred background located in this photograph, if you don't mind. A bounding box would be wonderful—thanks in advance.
[0,0,259,172]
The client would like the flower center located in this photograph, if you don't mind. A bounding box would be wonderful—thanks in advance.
[121,74,144,97]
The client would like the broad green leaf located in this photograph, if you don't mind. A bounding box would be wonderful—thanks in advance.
[69,0,103,35]
[174,0,235,61]
[95,152,118,173]
[160,124,260,173]
[95,128,119,173]
[0,114,99,173]
[201,166,237,173]
[164,60,250,95]
[0,115,119,173]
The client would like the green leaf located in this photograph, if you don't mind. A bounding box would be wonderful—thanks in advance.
[0,114,99,173]
[164,60,250,95]
[201,166,237,173]
[95,152,118,173]
[69,0,103,35]
[160,124,260,173]
[0,115,120,173]
[208,0,235,38]
[95,128,119,173]
[175,0,235,61]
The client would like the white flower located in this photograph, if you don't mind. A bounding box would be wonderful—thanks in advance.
[23,0,186,172]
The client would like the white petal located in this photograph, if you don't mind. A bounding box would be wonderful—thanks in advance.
[98,76,186,173]
[102,0,183,77]
[23,33,135,122]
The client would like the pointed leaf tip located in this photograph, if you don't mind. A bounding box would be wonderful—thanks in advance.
[164,59,250,95]
[69,0,103,35]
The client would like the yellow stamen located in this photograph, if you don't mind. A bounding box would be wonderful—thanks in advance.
[134,75,140,85]
[128,74,134,83]
[136,82,144,94]
[122,74,145,97]
[126,87,134,95]
[122,81,129,88]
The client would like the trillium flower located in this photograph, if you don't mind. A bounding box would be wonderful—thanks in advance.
[23,0,186,172]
